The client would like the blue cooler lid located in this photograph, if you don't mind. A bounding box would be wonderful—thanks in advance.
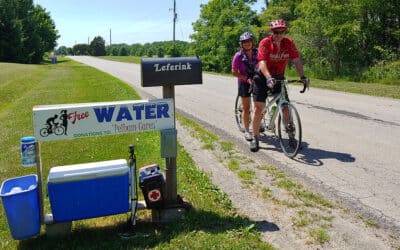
[47,159,129,183]
[21,136,35,143]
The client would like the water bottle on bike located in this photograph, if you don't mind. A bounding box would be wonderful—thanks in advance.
[266,105,277,131]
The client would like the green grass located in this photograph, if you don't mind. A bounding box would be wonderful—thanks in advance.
[263,165,334,209]
[309,227,331,244]
[237,169,255,184]
[227,159,240,171]
[99,56,141,64]
[0,59,273,249]
[292,210,333,228]
[178,108,340,245]
[302,78,400,99]
[220,141,234,153]
[176,113,218,150]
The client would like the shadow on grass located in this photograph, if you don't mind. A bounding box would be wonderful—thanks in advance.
[16,207,278,249]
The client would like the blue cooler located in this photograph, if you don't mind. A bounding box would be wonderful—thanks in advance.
[47,159,129,222]
[0,174,40,240]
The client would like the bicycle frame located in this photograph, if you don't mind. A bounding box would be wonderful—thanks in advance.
[235,78,308,158]
[264,81,290,131]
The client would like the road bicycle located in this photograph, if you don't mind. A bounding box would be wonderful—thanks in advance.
[39,123,65,137]
[235,79,308,158]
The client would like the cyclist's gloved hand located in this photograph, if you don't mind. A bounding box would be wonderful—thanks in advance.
[300,76,310,87]
[266,77,275,89]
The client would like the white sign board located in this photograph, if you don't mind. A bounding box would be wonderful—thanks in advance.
[33,99,174,142]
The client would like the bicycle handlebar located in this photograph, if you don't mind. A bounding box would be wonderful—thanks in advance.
[275,79,309,94]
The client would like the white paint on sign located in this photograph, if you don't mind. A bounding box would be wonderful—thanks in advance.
[33,99,174,142]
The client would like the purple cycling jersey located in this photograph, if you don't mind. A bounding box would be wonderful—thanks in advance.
[231,49,257,84]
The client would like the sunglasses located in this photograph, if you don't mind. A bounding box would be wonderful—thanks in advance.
[273,30,285,35]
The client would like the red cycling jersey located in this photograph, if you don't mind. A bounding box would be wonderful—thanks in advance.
[257,35,299,76]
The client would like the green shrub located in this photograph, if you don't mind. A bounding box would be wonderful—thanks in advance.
[361,60,400,85]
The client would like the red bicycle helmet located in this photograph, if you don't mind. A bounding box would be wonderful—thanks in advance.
[270,19,287,31]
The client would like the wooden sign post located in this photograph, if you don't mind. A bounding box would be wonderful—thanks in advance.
[141,57,202,207]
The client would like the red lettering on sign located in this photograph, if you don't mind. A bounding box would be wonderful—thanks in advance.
[68,111,90,124]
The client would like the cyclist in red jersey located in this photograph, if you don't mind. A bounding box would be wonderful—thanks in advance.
[250,19,309,152]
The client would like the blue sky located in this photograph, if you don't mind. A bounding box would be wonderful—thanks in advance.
[34,0,266,48]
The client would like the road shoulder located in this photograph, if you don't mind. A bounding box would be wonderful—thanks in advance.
[176,119,399,249]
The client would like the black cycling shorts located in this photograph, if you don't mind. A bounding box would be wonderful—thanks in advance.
[252,72,288,103]
[238,82,252,97]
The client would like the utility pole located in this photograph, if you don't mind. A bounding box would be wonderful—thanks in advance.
[173,0,177,42]
[172,0,177,56]
[109,29,112,46]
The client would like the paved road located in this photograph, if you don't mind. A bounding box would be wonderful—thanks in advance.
[69,56,400,232]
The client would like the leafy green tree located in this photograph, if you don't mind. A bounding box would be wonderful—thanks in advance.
[290,0,364,78]
[119,46,129,56]
[90,36,106,56]
[66,47,73,55]
[130,43,144,56]
[261,0,398,80]
[268,0,302,17]
[146,48,154,57]
[156,47,165,58]
[255,5,292,38]
[0,0,58,63]
[0,0,23,62]
[191,0,258,73]
[111,46,119,56]
[56,46,68,55]
[23,5,59,63]
[358,0,399,63]
[73,44,90,55]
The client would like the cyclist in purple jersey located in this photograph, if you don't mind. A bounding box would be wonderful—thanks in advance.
[232,32,258,141]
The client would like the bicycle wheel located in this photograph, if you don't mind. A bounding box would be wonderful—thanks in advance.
[54,126,65,135]
[40,128,49,137]
[277,103,302,158]
[235,95,245,132]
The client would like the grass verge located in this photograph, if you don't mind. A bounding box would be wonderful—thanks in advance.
[0,59,273,249]
[177,113,339,246]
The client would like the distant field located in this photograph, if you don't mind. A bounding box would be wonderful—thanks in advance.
[0,59,272,249]
[99,56,141,64]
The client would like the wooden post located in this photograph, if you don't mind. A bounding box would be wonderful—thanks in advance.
[35,141,44,224]
[163,84,177,204]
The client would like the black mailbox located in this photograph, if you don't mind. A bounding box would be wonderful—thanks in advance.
[141,57,202,87]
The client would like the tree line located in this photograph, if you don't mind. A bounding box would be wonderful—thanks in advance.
[190,0,399,82]
[1,0,398,83]
[56,40,191,58]
[59,0,399,83]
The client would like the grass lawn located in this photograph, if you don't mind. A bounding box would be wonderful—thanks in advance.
[0,58,273,249]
